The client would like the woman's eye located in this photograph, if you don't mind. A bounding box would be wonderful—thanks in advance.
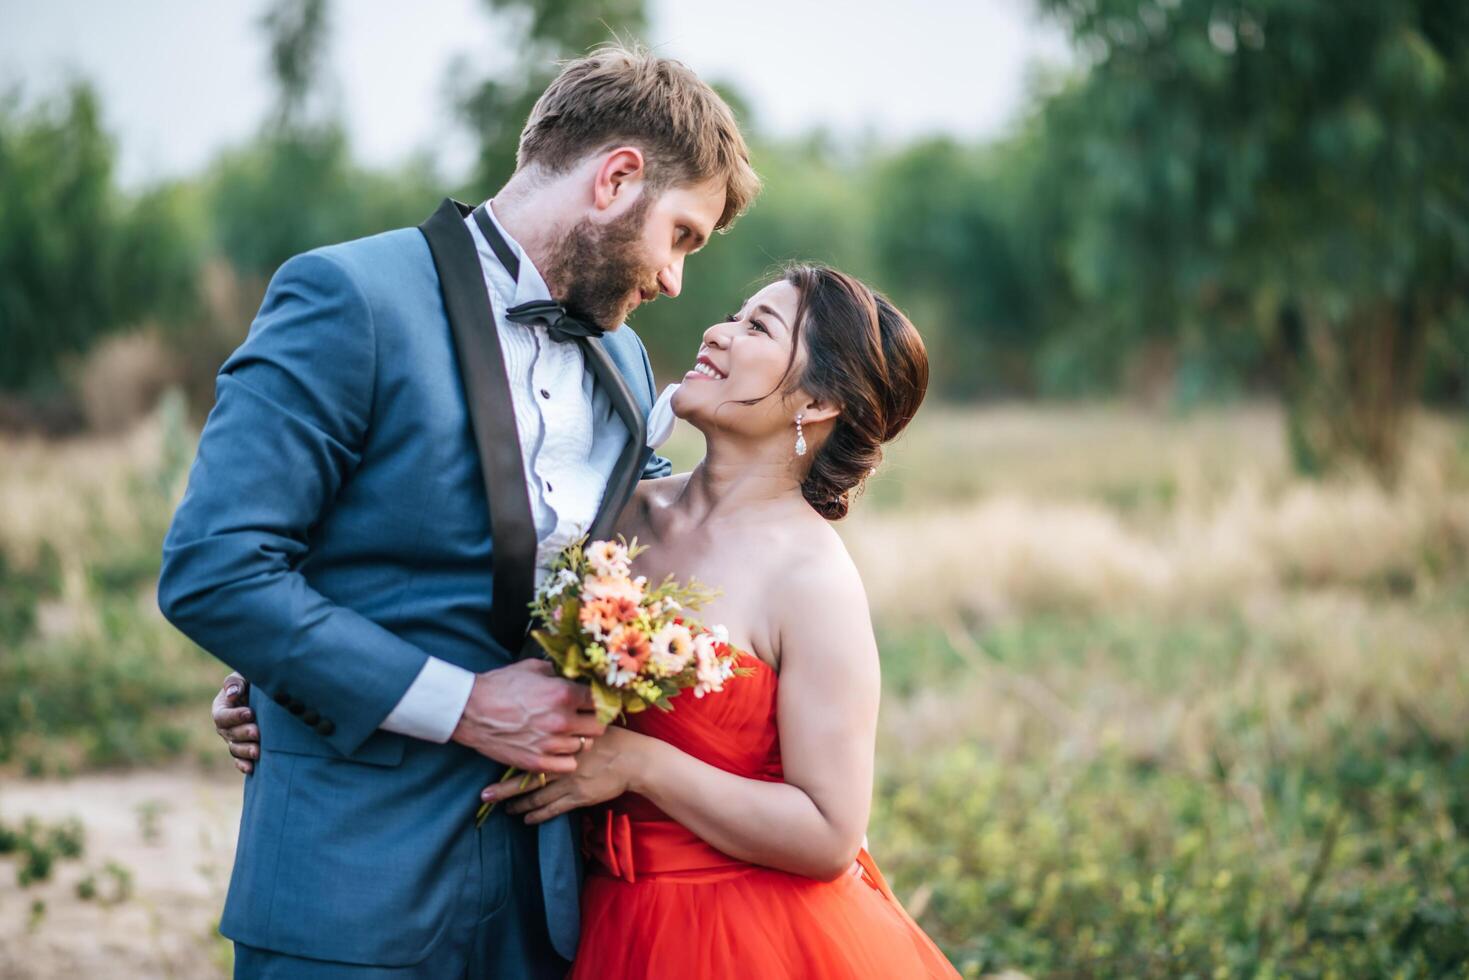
[725,312,740,323]
[751,320,769,335]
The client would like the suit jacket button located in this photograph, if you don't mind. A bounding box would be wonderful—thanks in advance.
[273,690,291,706]
[315,719,336,737]
[301,709,320,726]
[288,700,305,716]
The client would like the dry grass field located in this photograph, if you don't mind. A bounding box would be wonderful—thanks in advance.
[3,400,1467,977]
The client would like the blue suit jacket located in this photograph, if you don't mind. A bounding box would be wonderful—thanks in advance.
[157,213,670,967]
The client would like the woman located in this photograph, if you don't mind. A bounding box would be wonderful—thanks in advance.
[215,265,958,978]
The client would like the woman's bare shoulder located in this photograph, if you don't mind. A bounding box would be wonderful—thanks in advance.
[766,517,868,616]
[633,471,692,509]
[621,472,692,536]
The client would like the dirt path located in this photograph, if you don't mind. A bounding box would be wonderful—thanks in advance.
[0,767,242,979]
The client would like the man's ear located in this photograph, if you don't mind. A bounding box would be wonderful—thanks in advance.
[592,147,647,212]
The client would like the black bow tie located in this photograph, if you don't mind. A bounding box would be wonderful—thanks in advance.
[471,202,605,345]
[505,299,605,345]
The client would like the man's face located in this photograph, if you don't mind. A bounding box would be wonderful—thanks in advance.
[542,175,725,330]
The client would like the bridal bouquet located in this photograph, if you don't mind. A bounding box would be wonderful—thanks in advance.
[477,536,747,826]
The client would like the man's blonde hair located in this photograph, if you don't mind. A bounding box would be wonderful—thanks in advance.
[517,43,760,231]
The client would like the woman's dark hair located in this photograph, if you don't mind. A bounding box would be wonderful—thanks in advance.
[781,264,929,520]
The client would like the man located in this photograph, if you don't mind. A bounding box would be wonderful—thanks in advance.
[158,44,759,978]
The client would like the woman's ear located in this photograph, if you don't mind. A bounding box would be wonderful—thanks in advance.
[592,147,646,212]
[798,396,841,427]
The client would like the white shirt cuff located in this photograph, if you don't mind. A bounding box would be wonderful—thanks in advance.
[380,657,475,743]
[646,383,679,448]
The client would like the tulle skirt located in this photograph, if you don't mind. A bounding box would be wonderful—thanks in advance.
[570,847,960,979]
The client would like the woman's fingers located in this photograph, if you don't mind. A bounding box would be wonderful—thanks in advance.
[214,708,254,731]
[523,794,579,825]
[213,672,256,776]
[223,671,248,699]
[213,672,253,730]
[220,722,258,743]
[505,780,572,817]
[482,770,559,804]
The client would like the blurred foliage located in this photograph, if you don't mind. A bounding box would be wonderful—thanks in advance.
[0,391,223,774]
[260,0,329,132]
[205,128,442,282]
[4,0,1467,480]
[1028,0,1469,479]
[208,0,442,281]
[875,697,1469,976]
[0,815,86,888]
[0,84,203,394]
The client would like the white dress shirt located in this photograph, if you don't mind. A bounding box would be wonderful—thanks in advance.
[381,203,660,743]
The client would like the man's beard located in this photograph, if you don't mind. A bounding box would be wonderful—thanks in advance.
[542,193,660,330]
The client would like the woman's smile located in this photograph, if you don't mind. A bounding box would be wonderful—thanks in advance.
[686,353,728,381]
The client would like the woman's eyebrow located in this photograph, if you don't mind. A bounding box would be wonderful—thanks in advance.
[752,303,788,330]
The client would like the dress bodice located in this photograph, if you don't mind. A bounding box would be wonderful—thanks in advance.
[587,652,782,880]
[623,652,783,798]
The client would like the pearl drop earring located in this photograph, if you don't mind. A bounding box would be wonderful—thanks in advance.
[794,413,807,457]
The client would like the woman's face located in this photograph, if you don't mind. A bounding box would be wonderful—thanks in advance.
[670,279,807,440]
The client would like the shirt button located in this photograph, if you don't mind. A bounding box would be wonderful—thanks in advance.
[539,388,550,399]
[546,481,554,494]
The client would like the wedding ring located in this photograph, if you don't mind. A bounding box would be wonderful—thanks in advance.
[576,736,588,754]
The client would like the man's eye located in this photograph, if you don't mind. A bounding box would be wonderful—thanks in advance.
[676,227,690,245]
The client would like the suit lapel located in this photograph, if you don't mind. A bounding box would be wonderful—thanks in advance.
[580,335,649,541]
[418,198,537,652]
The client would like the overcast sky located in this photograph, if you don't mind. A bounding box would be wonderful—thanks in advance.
[0,0,1068,188]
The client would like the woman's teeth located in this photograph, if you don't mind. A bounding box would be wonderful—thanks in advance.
[692,362,724,379]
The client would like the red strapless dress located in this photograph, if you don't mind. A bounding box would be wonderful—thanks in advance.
[570,654,960,979]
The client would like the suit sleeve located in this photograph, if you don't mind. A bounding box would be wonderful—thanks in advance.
[633,332,674,480]
[158,250,432,757]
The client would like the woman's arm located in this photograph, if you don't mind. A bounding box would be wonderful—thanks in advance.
[212,671,259,774]
[633,556,879,879]
[498,550,880,881]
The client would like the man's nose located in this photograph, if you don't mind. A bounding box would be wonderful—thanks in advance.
[658,257,684,298]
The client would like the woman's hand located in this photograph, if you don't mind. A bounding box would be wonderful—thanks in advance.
[212,672,258,774]
[481,725,648,825]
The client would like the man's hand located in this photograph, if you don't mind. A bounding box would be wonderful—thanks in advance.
[212,672,257,774]
[481,725,646,824]
[451,660,607,773]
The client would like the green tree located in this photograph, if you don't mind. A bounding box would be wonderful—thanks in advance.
[208,0,440,280]
[869,135,1074,398]
[1033,0,1469,478]
[261,0,330,131]
[0,84,202,393]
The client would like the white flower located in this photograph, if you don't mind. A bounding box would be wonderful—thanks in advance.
[544,568,581,598]
[587,539,631,579]
[649,622,695,676]
[580,574,644,604]
[692,633,726,698]
[711,623,729,645]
